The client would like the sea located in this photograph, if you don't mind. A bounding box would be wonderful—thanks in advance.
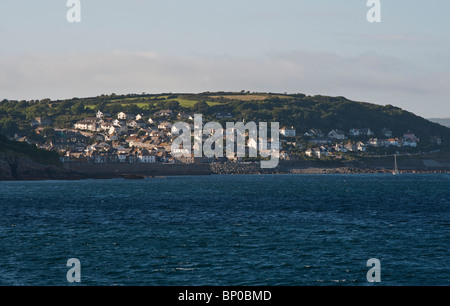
[0,174,448,286]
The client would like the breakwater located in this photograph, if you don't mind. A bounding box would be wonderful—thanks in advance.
[63,162,214,178]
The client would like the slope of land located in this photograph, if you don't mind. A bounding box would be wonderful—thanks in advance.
[1,92,450,180]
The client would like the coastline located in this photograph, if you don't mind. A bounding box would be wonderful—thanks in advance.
[1,158,449,181]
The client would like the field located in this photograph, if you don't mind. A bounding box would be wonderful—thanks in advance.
[84,96,220,110]
[209,94,290,101]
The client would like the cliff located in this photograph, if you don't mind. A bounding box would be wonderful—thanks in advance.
[0,152,85,181]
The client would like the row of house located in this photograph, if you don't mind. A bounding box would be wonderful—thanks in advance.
[24,109,443,164]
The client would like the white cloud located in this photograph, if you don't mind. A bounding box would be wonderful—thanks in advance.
[0,49,449,117]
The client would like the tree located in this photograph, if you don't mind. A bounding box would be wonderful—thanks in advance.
[71,101,85,115]
[164,100,180,110]
[0,118,18,137]
[192,101,210,114]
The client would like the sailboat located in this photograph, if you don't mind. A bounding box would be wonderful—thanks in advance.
[393,154,399,175]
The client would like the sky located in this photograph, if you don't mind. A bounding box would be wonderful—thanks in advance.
[0,0,449,118]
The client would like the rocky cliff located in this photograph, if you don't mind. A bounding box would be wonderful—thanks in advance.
[0,152,84,181]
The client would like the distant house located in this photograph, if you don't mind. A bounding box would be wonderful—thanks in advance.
[100,122,113,131]
[117,153,128,163]
[104,134,118,141]
[381,128,393,138]
[359,128,374,136]
[356,141,366,152]
[148,117,157,125]
[280,126,296,137]
[386,138,400,147]
[368,138,383,147]
[334,144,348,153]
[135,114,144,121]
[402,139,417,147]
[158,122,173,130]
[96,110,110,119]
[96,110,104,119]
[108,125,126,135]
[327,129,346,140]
[137,149,156,163]
[344,141,357,152]
[348,128,373,137]
[117,112,135,120]
[348,129,361,137]
[304,129,324,138]
[403,131,419,143]
[74,119,98,132]
[155,109,174,117]
[177,112,195,121]
[148,130,163,138]
[305,148,325,159]
[113,119,125,126]
[31,117,53,127]
[127,120,139,128]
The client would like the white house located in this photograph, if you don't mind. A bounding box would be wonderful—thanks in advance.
[178,112,195,120]
[108,125,126,135]
[280,126,296,137]
[100,122,113,131]
[97,110,104,119]
[158,122,173,130]
[148,117,158,125]
[327,129,346,140]
[334,144,348,153]
[356,141,367,152]
[74,120,98,132]
[138,149,156,163]
[304,129,324,138]
[117,112,135,120]
[117,153,128,163]
[155,109,174,117]
[305,148,325,159]
[348,129,361,137]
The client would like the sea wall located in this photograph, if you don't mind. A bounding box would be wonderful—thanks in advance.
[64,162,214,177]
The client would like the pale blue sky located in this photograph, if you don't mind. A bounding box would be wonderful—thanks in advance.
[1,1,449,117]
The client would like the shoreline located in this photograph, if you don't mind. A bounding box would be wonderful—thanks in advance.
[2,157,450,181]
[1,165,449,182]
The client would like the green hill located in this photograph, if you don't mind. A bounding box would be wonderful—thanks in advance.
[1,92,449,147]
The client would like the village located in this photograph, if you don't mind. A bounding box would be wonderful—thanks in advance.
[17,109,442,165]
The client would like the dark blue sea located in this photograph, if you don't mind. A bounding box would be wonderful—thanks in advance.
[0,174,449,286]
